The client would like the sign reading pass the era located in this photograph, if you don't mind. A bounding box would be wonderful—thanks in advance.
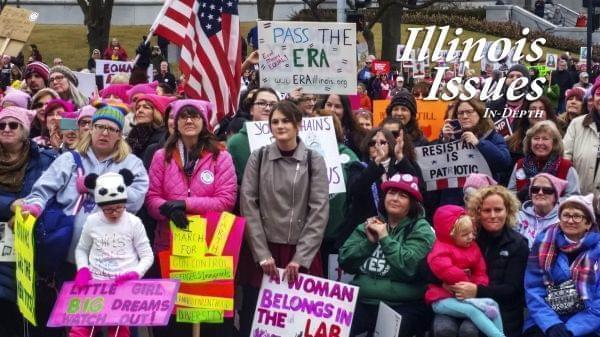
[258,21,357,95]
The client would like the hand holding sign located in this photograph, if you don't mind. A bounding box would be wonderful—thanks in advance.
[282,261,300,283]
[260,257,279,282]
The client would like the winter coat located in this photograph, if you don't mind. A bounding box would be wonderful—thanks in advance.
[551,69,575,99]
[517,201,559,248]
[508,157,580,202]
[226,123,251,186]
[0,143,55,302]
[477,227,530,337]
[524,228,600,336]
[240,140,329,268]
[146,148,237,252]
[338,215,435,306]
[564,114,600,205]
[425,206,489,305]
[24,149,149,262]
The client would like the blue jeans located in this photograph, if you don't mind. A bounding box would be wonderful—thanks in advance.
[432,298,504,337]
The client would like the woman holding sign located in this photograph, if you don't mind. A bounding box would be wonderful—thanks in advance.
[0,107,55,337]
[339,173,435,337]
[240,100,329,337]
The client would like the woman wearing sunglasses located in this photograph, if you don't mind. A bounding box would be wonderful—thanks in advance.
[508,120,579,203]
[0,106,55,337]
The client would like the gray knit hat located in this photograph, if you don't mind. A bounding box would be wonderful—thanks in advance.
[49,65,78,86]
[507,64,529,79]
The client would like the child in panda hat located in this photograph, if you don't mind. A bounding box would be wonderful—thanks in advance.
[70,169,153,337]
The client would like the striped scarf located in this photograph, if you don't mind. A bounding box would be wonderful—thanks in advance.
[537,224,597,300]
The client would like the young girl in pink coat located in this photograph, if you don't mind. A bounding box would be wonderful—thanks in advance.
[425,205,505,337]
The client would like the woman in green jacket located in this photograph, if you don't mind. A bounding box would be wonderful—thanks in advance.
[339,173,435,337]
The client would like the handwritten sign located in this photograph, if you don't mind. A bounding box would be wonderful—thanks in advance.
[207,212,235,256]
[14,208,36,325]
[417,100,448,141]
[258,21,357,95]
[0,222,15,262]
[177,293,234,311]
[48,280,179,327]
[0,6,37,56]
[246,116,345,194]
[416,140,492,191]
[176,308,224,323]
[171,217,206,257]
[95,60,153,87]
[170,256,233,271]
[251,270,358,337]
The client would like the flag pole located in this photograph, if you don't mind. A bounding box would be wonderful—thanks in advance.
[192,323,200,337]
[133,0,172,65]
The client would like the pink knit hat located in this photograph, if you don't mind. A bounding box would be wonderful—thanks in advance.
[0,106,35,132]
[530,173,568,199]
[136,94,177,115]
[1,87,31,108]
[45,99,75,116]
[381,173,423,202]
[100,84,133,104]
[463,173,497,191]
[77,105,96,122]
[169,99,214,131]
[126,81,159,102]
[559,194,596,224]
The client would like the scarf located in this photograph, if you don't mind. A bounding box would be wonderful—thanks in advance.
[523,153,560,178]
[126,124,156,157]
[536,224,598,300]
[175,140,198,177]
[0,142,31,193]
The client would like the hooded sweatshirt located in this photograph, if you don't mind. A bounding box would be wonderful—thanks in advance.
[425,205,489,305]
[516,200,559,249]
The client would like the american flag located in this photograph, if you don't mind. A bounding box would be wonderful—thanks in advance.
[152,0,241,128]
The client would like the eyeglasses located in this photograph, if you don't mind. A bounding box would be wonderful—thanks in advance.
[456,109,476,116]
[530,186,555,195]
[102,205,125,215]
[0,122,19,130]
[253,101,277,109]
[300,96,317,103]
[78,119,92,127]
[178,111,201,121]
[49,74,65,82]
[560,213,585,223]
[368,140,387,147]
[93,124,120,134]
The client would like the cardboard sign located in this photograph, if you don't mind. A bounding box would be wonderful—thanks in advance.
[372,60,390,76]
[0,222,15,262]
[246,116,345,194]
[251,270,359,337]
[415,140,493,191]
[258,20,357,95]
[327,254,354,284]
[74,72,98,100]
[0,7,38,56]
[47,280,180,327]
[374,302,402,337]
[14,208,36,325]
[95,60,153,86]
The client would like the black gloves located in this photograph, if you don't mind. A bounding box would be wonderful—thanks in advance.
[135,36,151,68]
[546,324,573,337]
[159,200,188,229]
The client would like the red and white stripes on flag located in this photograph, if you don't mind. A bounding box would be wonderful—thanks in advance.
[151,0,241,129]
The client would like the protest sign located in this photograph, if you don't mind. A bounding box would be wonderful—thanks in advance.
[327,254,354,284]
[545,54,557,70]
[95,60,153,87]
[75,71,98,99]
[494,117,513,137]
[372,99,390,127]
[258,21,357,95]
[374,302,402,337]
[159,212,245,322]
[0,222,15,262]
[14,207,36,325]
[416,100,448,141]
[47,280,179,327]
[0,7,38,56]
[246,116,345,194]
[372,61,390,76]
[251,270,358,337]
[415,140,492,191]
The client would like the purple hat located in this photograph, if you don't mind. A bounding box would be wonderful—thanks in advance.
[1,88,31,108]
[168,99,214,131]
[0,106,34,132]
[381,173,423,202]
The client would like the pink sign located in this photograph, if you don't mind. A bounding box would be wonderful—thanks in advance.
[48,279,180,327]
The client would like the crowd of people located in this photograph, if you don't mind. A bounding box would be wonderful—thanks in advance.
[0,33,600,337]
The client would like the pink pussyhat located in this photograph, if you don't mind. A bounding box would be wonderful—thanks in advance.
[529,173,568,199]
[463,173,497,191]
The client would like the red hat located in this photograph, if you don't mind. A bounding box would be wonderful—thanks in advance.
[381,173,423,202]
[136,94,177,115]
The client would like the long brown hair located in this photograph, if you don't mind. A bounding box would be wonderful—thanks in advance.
[448,98,493,138]
[164,105,221,162]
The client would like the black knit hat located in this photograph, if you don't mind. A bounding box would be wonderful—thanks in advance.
[386,92,417,117]
[507,64,529,79]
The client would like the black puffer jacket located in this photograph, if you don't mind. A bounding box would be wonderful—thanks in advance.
[476,227,529,337]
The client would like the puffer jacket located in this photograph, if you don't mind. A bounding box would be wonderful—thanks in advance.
[516,201,559,249]
[146,148,237,252]
[0,143,55,302]
[425,205,488,305]
[240,140,329,269]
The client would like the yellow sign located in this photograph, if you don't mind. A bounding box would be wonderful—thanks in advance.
[176,308,224,323]
[170,255,233,271]
[207,212,235,256]
[171,217,206,257]
[170,268,233,283]
[177,293,234,310]
[14,207,37,326]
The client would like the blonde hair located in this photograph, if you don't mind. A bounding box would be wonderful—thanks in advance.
[523,120,563,156]
[467,185,521,229]
[135,99,164,129]
[75,131,131,163]
[110,73,130,84]
[450,215,474,238]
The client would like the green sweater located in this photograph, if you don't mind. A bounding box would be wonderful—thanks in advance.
[226,123,250,186]
[325,144,359,240]
[338,216,434,305]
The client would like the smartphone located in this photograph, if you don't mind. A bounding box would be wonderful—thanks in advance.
[60,118,78,131]
[449,119,462,133]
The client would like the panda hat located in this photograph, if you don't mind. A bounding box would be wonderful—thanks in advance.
[84,169,134,206]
